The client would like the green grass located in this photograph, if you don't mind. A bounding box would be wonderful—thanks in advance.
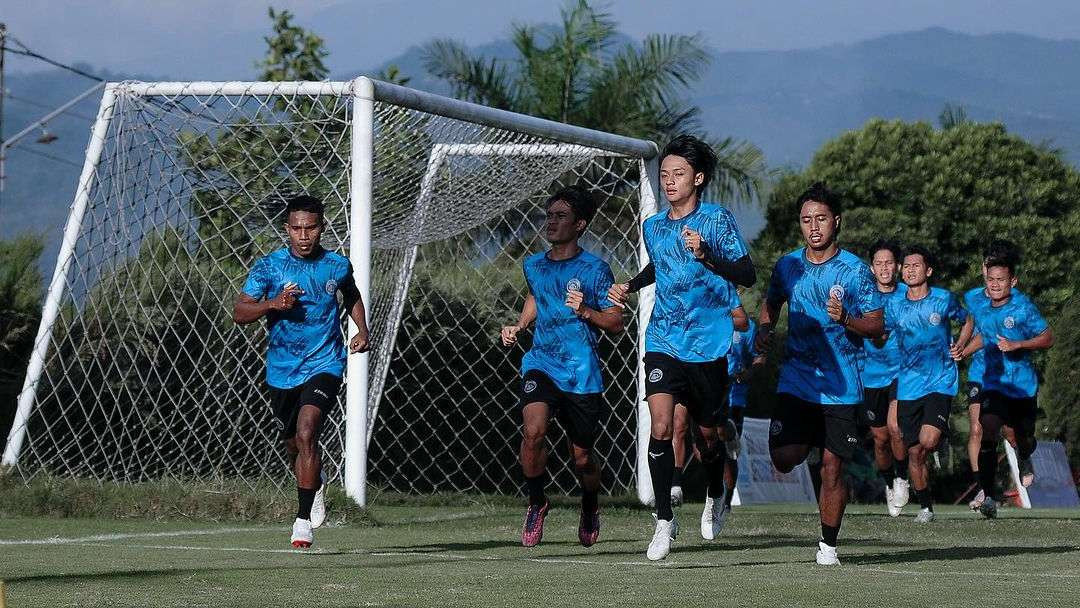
[2,502,1079,607]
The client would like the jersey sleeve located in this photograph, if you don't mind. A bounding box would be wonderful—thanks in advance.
[241,258,271,300]
[851,265,882,315]
[338,261,359,296]
[593,262,616,310]
[765,258,790,308]
[947,291,968,323]
[707,208,749,262]
[729,288,744,310]
[1021,299,1049,337]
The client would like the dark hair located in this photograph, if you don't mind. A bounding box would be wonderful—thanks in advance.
[984,254,1017,275]
[903,244,934,269]
[983,238,1020,268]
[868,239,902,264]
[284,194,325,219]
[661,134,718,192]
[547,185,598,232]
[795,182,842,216]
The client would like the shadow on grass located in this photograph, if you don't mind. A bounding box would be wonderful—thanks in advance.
[846,544,1080,565]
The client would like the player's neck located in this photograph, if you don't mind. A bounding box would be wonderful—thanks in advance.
[876,281,897,294]
[803,242,839,264]
[667,193,700,220]
[289,244,323,260]
[547,241,582,261]
[905,282,930,300]
[990,294,1012,308]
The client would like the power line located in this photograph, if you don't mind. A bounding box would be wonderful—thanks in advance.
[5,145,81,168]
[2,41,104,83]
[5,93,96,122]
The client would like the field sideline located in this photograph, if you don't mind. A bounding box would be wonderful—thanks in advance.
[2,502,1079,607]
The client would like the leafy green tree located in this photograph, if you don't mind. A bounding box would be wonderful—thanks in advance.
[421,0,766,202]
[0,235,43,440]
[1041,295,1080,467]
[257,8,329,82]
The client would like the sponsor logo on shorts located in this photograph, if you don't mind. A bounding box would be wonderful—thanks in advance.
[938,415,948,422]
[313,389,329,398]
[969,386,980,398]
[325,279,338,294]
[648,369,663,383]
[567,278,583,292]
[733,332,742,344]
[770,420,783,436]
[929,312,942,326]
[524,380,538,393]
[846,435,859,444]
[866,410,876,422]
[1004,316,1016,329]
[648,451,663,460]
[829,284,845,301]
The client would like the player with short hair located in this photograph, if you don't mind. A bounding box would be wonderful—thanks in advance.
[501,185,623,548]
[233,194,371,549]
[755,182,884,566]
[860,240,910,516]
[959,242,1054,518]
[887,245,973,524]
[608,134,755,561]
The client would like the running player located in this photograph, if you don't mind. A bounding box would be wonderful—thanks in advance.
[501,186,622,547]
[719,300,760,520]
[233,194,371,549]
[887,245,973,524]
[755,182,884,566]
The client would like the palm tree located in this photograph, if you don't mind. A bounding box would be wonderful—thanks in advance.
[421,0,767,204]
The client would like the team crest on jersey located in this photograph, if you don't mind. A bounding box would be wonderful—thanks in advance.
[524,380,537,393]
[648,368,663,383]
[770,420,783,436]
[566,278,583,293]
[1004,316,1016,329]
[325,279,337,294]
[929,312,942,326]
[829,284,845,301]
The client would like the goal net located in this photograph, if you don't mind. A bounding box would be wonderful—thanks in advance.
[3,78,659,505]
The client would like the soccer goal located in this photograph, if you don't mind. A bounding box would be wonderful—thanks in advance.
[2,77,661,506]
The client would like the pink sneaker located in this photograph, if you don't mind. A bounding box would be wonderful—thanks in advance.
[521,501,550,547]
[578,507,600,547]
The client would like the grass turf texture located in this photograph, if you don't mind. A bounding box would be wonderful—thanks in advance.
[2,501,1079,607]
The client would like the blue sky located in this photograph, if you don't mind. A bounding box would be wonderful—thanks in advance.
[6,0,1080,79]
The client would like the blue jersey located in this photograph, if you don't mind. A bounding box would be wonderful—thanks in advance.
[968,289,1048,398]
[242,247,353,389]
[963,288,1025,385]
[643,202,748,362]
[861,283,908,389]
[767,248,882,405]
[728,319,757,408]
[887,287,967,400]
[521,249,615,394]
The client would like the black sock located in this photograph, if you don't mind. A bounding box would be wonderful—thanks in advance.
[524,473,547,506]
[978,445,997,498]
[894,458,909,480]
[648,437,675,521]
[878,467,893,486]
[582,489,598,513]
[821,523,840,547]
[297,486,316,520]
[705,450,728,499]
[671,466,683,487]
[914,487,933,511]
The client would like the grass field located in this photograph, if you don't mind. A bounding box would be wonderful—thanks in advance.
[3,501,1079,607]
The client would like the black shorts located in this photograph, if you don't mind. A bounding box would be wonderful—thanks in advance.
[268,373,342,439]
[897,392,952,446]
[643,352,729,427]
[981,391,1038,439]
[966,382,984,407]
[858,381,896,429]
[731,407,745,436]
[518,370,605,448]
[768,393,859,460]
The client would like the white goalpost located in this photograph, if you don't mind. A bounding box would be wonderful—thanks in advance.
[3,77,659,507]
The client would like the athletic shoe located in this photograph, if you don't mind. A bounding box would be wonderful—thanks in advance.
[310,470,328,529]
[979,497,998,519]
[647,517,677,561]
[670,484,684,507]
[914,508,935,524]
[892,477,910,509]
[885,485,902,517]
[700,492,730,540]
[723,418,741,460]
[1018,458,1035,487]
[291,517,313,549]
[578,506,600,547]
[815,541,840,566]
[521,500,550,547]
[968,489,986,511]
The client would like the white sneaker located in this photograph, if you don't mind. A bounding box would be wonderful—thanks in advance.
[968,489,986,511]
[815,541,840,565]
[914,508,935,524]
[670,485,684,507]
[885,485,902,517]
[647,517,677,561]
[700,493,730,540]
[310,470,328,528]
[291,517,313,548]
[892,478,910,508]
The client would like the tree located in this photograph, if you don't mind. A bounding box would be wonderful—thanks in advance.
[421,0,766,203]
[257,8,329,82]
[1041,295,1080,467]
[0,235,43,441]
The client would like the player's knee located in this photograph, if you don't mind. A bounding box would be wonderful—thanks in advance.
[650,420,673,440]
[699,440,723,464]
[294,426,317,453]
[522,424,546,448]
[572,450,593,474]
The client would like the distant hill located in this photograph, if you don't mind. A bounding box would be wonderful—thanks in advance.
[7,28,1080,279]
